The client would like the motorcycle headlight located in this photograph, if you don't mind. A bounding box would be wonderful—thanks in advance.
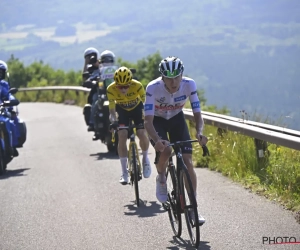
[103,101,109,106]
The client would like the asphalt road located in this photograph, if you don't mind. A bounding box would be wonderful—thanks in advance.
[0,103,299,250]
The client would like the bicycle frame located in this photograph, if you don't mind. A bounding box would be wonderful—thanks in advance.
[127,130,142,177]
[113,121,142,172]
[165,139,207,247]
[111,120,142,206]
[168,140,198,211]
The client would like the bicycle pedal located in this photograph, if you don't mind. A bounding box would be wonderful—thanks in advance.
[162,202,170,211]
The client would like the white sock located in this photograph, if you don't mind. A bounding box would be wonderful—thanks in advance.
[120,157,128,174]
[142,150,149,162]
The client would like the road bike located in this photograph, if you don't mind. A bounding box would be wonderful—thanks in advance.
[112,118,143,206]
[161,139,210,248]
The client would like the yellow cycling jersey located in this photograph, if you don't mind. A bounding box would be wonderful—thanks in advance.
[106,79,146,111]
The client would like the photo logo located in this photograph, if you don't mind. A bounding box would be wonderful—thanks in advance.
[262,236,300,245]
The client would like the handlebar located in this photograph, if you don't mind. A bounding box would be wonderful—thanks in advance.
[0,99,20,107]
[167,139,210,157]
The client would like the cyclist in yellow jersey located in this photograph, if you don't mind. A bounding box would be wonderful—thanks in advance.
[107,66,152,184]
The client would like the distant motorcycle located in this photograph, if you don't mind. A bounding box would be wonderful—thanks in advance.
[0,88,20,175]
[5,72,27,148]
[82,65,118,153]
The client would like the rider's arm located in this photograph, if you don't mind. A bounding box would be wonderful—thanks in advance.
[136,81,146,103]
[144,115,161,143]
[109,109,117,122]
[106,86,117,122]
[189,80,203,135]
[193,112,204,135]
[144,84,161,143]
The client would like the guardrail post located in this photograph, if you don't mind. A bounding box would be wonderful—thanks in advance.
[254,138,269,178]
[36,90,41,102]
[63,90,68,100]
[217,128,227,137]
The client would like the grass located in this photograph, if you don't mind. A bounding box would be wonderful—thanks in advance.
[16,89,300,216]
[188,121,300,213]
[16,89,87,107]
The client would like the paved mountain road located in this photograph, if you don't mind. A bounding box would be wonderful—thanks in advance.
[0,103,299,250]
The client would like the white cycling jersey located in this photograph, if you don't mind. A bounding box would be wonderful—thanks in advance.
[144,76,201,120]
[100,65,118,80]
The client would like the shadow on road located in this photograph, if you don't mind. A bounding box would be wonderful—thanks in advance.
[123,200,165,218]
[0,168,30,179]
[90,152,119,160]
[168,236,211,250]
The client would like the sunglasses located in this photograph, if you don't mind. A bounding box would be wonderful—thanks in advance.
[162,69,181,78]
[116,85,130,90]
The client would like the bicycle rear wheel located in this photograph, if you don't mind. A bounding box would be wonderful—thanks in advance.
[131,144,140,207]
[179,167,200,248]
[165,163,182,237]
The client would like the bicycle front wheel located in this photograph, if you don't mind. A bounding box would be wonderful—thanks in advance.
[131,144,140,207]
[179,167,200,248]
[165,164,182,237]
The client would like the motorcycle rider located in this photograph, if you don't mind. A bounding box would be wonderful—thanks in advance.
[93,50,119,141]
[0,60,19,156]
[82,48,118,141]
[82,47,101,134]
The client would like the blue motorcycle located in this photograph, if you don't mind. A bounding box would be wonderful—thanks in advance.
[0,88,20,175]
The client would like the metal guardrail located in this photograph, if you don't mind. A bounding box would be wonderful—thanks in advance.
[17,86,300,151]
[19,86,90,93]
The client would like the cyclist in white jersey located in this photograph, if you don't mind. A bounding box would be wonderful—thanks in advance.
[144,56,208,225]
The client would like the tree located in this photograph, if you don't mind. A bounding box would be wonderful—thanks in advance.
[6,55,28,88]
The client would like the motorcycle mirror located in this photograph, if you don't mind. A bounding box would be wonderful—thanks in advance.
[9,87,18,94]
[87,64,96,74]
[82,71,90,79]
[3,99,20,107]
[82,81,93,89]
[129,68,136,74]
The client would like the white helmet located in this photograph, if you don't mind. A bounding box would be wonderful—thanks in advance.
[159,56,184,78]
[0,60,8,71]
[100,50,115,63]
[83,47,99,59]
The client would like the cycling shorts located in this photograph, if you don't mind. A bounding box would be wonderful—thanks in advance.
[116,101,144,130]
[151,111,192,154]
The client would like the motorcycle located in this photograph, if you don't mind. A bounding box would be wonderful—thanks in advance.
[0,88,20,175]
[5,72,27,148]
[82,66,137,154]
[82,65,119,153]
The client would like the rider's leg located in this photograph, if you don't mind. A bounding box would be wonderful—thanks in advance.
[118,129,129,184]
[116,105,130,184]
[153,145,172,203]
[88,92,98,131]
[136,128,152,178]
[133,102,152,177]
[182,153,205,225]
[169,111,205,224]
[150,116,172,202]
[182,154,197,193]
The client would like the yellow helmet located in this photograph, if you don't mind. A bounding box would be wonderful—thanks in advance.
[114,66,132,85]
